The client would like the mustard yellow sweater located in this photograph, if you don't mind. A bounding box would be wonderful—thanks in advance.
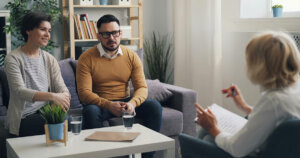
[76,45,148,109]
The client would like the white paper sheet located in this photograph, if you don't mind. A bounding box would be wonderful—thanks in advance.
[209,104,248,135]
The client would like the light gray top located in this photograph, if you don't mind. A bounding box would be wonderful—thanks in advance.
[4,47,69,135]
[22,51,48,118]
[215,78,300,157]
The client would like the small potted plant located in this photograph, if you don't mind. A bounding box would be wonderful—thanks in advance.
[272,4,283,17]
[40,104,67,140]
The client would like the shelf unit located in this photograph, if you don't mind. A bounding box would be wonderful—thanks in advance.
[62,0,143,59]
[0,10,11,54]
[0,10,11,66]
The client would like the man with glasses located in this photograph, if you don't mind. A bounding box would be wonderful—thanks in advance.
[76,14,162,158]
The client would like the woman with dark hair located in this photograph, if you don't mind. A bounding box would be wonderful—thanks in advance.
[4,12,70,137]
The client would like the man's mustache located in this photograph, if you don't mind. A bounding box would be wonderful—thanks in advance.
[107,40,116,44]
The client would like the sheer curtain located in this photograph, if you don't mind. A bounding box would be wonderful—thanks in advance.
[173,0,223,106]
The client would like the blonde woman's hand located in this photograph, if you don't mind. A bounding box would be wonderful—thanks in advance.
[194,103,220,138]
[221,84,252,115]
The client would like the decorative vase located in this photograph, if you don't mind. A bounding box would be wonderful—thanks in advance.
[100,0,108,5]
[272,8,283,17]
[48,122,64,140]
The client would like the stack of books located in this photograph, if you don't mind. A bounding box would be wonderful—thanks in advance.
[73,14,98,40]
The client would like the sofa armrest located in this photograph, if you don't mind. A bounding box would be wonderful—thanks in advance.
[162,83,197,137]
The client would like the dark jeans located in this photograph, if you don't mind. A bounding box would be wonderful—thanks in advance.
[18,112,70,137]
[82,98,162,158]
[179,133,256,158]
[18,113,46,137]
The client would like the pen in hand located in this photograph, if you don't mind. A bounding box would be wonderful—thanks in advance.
[194,117,198,123]
[231,83,236,97]
[194,107,208,123]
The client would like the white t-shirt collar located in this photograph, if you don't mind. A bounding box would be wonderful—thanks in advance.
[97,43,123,59]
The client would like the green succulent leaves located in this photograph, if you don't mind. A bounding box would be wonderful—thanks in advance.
[39,104,67,124]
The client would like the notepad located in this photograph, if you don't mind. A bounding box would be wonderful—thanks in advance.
[209,104,248,135]
[85,131,140,142]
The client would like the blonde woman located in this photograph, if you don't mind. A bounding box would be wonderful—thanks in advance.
[181,31,300,158]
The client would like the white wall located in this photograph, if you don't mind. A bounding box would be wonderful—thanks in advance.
[143,0,173,38]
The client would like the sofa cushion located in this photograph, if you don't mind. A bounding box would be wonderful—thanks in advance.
[130,79,173,103]
[0,67,9,108]
[160,107,183,136]
[59,59,81,109]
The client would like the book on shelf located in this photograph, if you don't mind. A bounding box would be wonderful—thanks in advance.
[73,13,100,40]
[89,20,96,39]
[80,20,88,39]
[80,14,93,39]
[73,15,81,39]
[74,14,85,39]
[93,21,98,35]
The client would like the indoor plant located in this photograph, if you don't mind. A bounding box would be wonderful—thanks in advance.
[4,0,61,53]
[39,104,67,140]
[272,4,283,17]
[143,32,174,84]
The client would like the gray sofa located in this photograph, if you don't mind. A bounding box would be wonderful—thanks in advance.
[0,58,197,158]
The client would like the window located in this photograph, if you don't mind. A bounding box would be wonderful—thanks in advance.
[272,0,300,12]
[272,0,300,17]
[240,0,300,18]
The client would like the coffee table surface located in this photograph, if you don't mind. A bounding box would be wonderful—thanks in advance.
[6,124,175,158]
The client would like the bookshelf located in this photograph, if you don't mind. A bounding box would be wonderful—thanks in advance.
[62,0,143,59]
[0,10,11,66]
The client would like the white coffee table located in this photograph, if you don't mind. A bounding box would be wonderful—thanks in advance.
[6,124,175,158]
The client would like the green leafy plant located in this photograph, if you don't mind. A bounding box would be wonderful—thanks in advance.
[143,32,174,84]
[4,0,61,53]
[272,4,283,8]
[39,104,67,124]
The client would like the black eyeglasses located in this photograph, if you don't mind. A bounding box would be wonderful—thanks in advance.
[99,30,120,39]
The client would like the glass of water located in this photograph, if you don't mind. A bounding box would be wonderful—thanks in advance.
[122,111,134,130]
[70,115,82,135]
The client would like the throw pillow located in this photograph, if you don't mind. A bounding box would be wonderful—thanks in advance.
[58,59,81,109]
[130,79,173,103]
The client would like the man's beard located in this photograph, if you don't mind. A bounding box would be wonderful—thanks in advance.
[101,40,119,52]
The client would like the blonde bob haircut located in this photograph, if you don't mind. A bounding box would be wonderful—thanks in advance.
[246,31,300,90]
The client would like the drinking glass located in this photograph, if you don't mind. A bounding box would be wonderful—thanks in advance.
[122,112,134,130]
[70,115,82,135]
